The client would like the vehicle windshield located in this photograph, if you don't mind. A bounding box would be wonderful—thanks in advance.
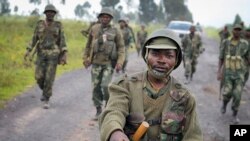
[168,23,191,31]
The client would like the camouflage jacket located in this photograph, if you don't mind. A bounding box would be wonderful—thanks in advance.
[137,30,148,45]
[219,38,250,75]
[83,23,125,65]
[27,20,67,56]
[182,33,202,59]
[219,30,230,42]
[120,26,133,47]
[99,71,203,141]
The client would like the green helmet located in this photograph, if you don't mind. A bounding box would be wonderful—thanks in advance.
[43,4,57,13]
[142,29,182,69]
[98,7,113,18]
[118,17,127,23]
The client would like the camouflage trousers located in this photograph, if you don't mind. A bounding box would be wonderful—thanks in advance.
[184,57,198,78]
[222,73,244,112]
[91,64,113,107]
[35,56,58,101]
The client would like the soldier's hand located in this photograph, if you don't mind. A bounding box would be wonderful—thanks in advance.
[83,59,91,68]
[115,63,122,73]
[59,52,67,65]
[109,130,129,141]
[24,50,30,61]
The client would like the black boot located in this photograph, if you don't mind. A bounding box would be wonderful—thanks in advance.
[94,106,102,120]
[220,101,227,114]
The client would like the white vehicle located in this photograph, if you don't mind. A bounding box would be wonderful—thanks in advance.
[166,21,192,38]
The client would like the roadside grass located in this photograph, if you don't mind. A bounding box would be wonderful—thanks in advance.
[204,26,220,41]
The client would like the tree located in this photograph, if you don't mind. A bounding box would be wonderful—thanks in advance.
[74,2,92,20]
[14,5,18,14]
[29,0,41,5]
[100,0,120,9]
[0,0,11,15]
[163,0,193,23]
[233,14,242,25]
[138,0,157,24]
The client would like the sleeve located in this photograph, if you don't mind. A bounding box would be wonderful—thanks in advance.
[83,27,93,60]
[58,22,67,52]
[27,21,40,52]
[115,28,125,65]
[99,79,130,141]
[219,40,227,60]
[182,93,203,141]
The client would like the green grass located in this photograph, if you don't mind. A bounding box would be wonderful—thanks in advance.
[203,26,220,41]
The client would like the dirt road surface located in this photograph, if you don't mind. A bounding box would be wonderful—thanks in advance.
[0,33,250,141]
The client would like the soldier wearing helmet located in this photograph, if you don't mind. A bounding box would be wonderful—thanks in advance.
[217,24,250,124]
[24,4,67,109]
[136,23,148,57]
[182,25,202,84]
[83,7,125,120]
[99,29,203,141]
[118,17,133,73]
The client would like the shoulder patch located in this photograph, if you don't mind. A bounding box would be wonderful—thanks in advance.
[170,89,188,102]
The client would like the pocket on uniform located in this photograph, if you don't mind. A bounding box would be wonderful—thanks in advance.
[161,112,185,134]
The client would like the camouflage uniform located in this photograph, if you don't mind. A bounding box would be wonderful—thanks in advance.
[83,8,125,114]
[25,4,67,105]
[99,29,202,141]
[119,19,133,73]
[243,27,250,85]
[136,24,148,56]
[182,31,202,83]
[219,26,230,43]
[219,34,249,117]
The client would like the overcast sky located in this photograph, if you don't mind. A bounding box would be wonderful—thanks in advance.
[8,0,250,28]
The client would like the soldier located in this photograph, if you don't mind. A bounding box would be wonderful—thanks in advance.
[217,24,250,124]
[24,4,67,109]
[136,23,148,57]
[118,18,133,73]
[243,27,250,85]
[125,18,136,46]
[219,25,230,43]
[83,7,125,120]
[182,25,202,84]
[99,29,203,141]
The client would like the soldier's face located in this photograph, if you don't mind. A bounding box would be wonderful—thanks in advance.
[147,49,176,77]
[100,14,112,25]
[45,10,56,21]
[233,28,241,38]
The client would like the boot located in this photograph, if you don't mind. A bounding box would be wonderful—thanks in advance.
[43,101,50,109]
[94,106,102,120]
[220,101,227,114]
[232,110,240,124]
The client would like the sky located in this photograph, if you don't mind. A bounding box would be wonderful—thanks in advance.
[8,0,250,28]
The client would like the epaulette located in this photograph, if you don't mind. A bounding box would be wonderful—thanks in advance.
[170,79,189,102]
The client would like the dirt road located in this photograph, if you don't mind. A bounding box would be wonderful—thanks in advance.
[0,34,249,141]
